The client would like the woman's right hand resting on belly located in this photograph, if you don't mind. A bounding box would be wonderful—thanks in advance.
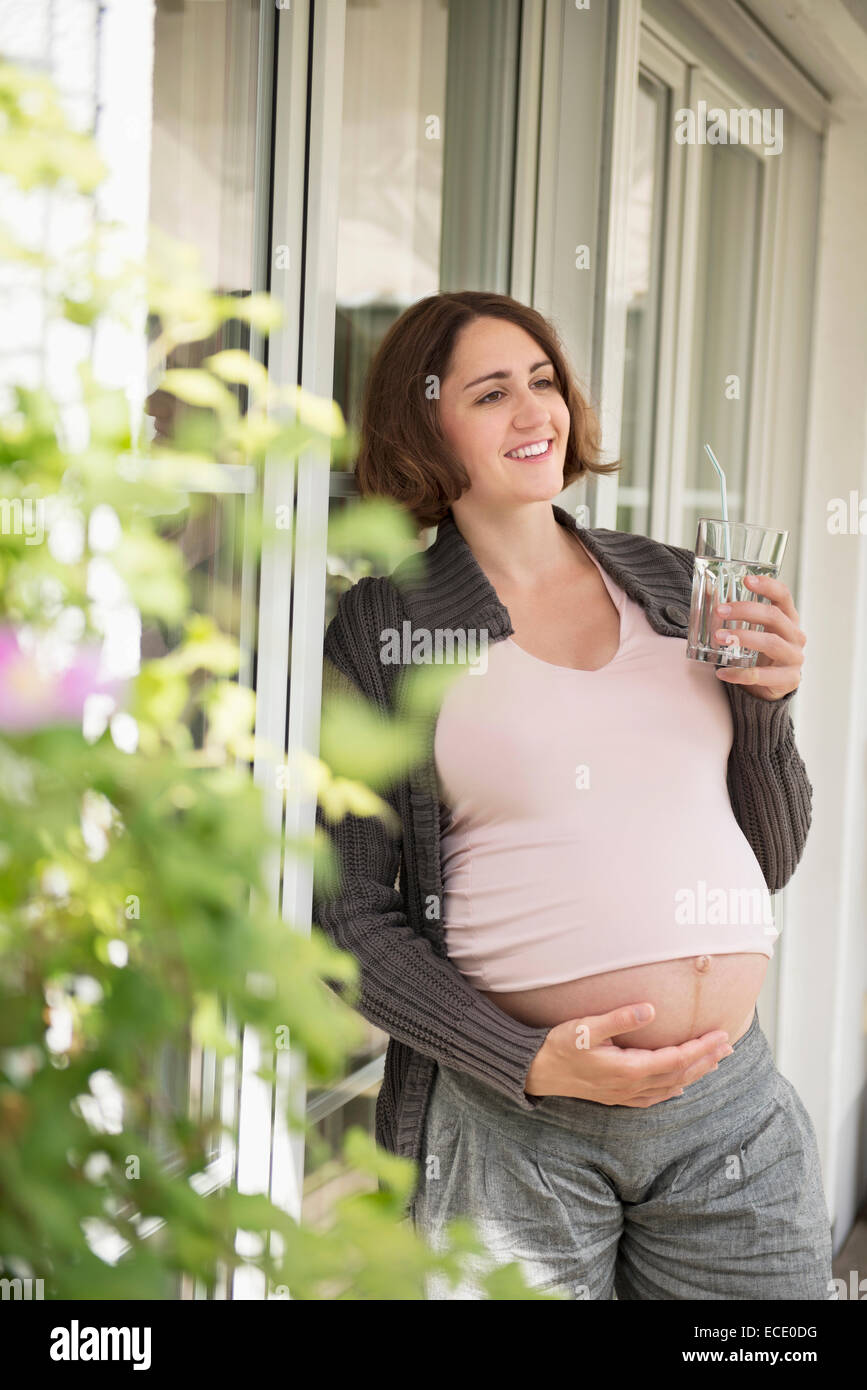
[524,1003,734,1107]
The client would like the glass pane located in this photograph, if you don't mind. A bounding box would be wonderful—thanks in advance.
[310,0,520,1217]
[141,0,264,1197]
[618,72,668,537]
[680,141,763,550]
[302,1066,381,1230]
[331,0,448,470]
[145,0,262,654]
[149,0,260,295]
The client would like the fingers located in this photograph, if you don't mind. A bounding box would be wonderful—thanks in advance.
[635,1031,730,1084]
[714,663,803,693]
[576,1003,656,1048]
[740,572,800,625]
[713,572,805,649]
[620,1064,722,1107]
[712,626,798,663]
[711,578,806,698]
[619,1087,685,1107]
[571,1020,734,1106]
[715,597,800,641]
[676,1041,734,1087]
[620,1039,734,1105]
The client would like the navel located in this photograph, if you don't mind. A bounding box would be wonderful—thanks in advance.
[685,955,711,1038]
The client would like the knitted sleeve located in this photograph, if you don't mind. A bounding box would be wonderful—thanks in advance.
[724,685,812,891]
[663,540,813,891]
[312,581,554,1107]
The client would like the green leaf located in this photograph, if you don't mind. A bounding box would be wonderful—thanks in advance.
[227,415,282,457]
[159,369,239,417]
[291,386,346,438]
[394,660,469,717]
[202,681,257,751]
[318,693,427,788]
[204,350,269,396]
[191,993,236,1059]
[340,1126,417,1201]
[327,496,417,569]
[163,616,241,678]
[111,530,189,623]
[130,664,187,726]
[317,776,399,831]
[222,292,283,333]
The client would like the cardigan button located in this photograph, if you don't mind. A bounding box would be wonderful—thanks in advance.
[663,602,690,627]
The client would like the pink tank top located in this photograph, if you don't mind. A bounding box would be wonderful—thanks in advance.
[433,541,778,992]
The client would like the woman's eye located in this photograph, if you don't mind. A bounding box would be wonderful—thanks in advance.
[477,378,553,405]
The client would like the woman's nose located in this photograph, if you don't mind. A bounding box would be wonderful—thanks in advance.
[512,397,550,428]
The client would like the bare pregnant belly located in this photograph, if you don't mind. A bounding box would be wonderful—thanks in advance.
[479,952,768,1048]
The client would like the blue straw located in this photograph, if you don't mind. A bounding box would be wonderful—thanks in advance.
[703,443,731,562]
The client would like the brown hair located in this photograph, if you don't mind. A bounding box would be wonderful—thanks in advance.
[354,290,620,531]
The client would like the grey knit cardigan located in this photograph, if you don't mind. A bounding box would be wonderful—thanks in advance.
[312,503,812,1209]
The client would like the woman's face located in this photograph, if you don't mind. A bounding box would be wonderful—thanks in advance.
[437,316,572,515]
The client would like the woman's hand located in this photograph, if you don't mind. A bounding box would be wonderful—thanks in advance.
[712,573,806,701]
[524,1004,733,1107]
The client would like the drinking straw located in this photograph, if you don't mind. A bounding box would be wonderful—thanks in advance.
[703,443,731,562]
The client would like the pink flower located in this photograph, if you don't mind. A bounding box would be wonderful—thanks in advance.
[0,627,127,732]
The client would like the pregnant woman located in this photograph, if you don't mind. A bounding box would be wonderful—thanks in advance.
[314,290,833,1300]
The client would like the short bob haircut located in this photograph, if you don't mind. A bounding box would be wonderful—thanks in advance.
[354,290,620,531]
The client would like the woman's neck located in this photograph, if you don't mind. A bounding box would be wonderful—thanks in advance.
[449,499,590,590]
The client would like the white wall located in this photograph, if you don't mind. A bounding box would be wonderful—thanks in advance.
[778,80,867,1251]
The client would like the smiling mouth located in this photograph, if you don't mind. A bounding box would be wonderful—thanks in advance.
[505,438,554,461]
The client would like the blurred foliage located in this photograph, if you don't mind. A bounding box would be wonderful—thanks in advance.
[0,60,557,1300]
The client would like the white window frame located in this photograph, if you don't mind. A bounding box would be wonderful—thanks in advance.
[637,26,690,542]
[641,0,828,578]
[220,0,347,1300]
[662,62,782,548]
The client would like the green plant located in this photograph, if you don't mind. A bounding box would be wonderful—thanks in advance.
[0,58,557,1300]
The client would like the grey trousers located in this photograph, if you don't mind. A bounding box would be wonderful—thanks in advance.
[410,1010,833,1300]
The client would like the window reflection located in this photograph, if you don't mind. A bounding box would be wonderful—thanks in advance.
[618,73,667,537]
[681,142,761,549]
[143,0,261,663]
[142,309,252,666]
[333,0,448,435]
[142,0,263,1210]
[325,0,450,644]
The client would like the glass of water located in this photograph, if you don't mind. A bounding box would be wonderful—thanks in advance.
[686,519,789,667]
